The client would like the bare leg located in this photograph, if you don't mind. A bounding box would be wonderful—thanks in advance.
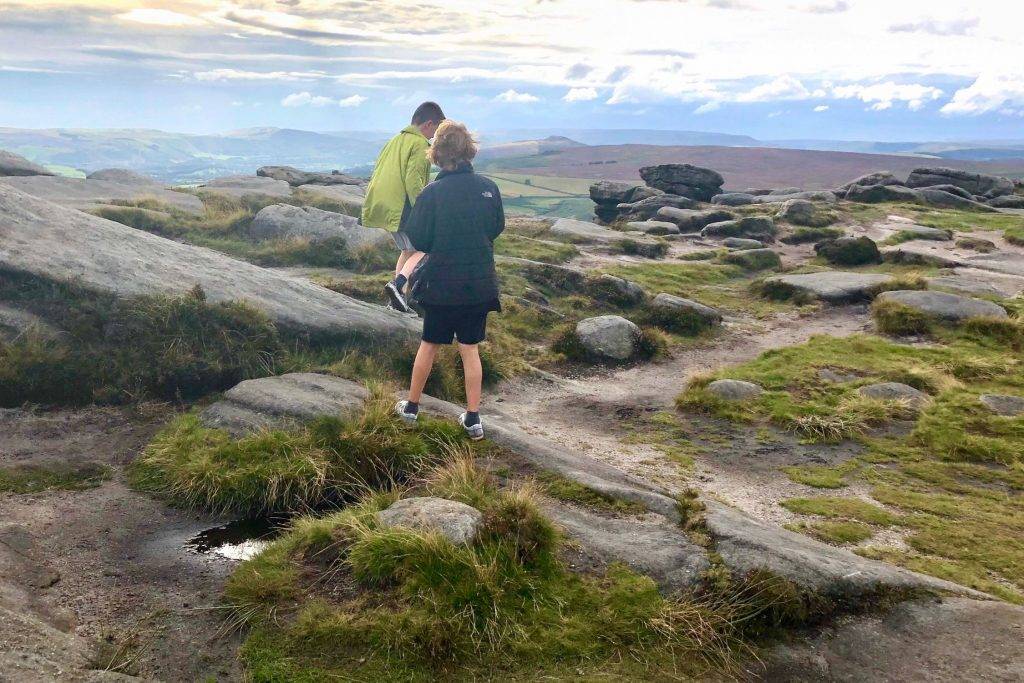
[458,343,482,412]
[399,251,425,280]
[408,342,439,403]
[394,249,414,278]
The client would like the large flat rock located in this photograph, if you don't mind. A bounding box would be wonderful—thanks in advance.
[294,184,365,214]
[550,218,653,245]
[764,272,893,303]
[0,175,202,214]
[0,184,418,342]
[963,252,1024,277]
[703,501,982,599]
[762,597,1024,682]
[876,290,1007,322]
[200,373,370,434]
[198,175,292,199]
[250,204,386,248]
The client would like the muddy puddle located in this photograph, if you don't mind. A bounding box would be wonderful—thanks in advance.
[185,516,287,561]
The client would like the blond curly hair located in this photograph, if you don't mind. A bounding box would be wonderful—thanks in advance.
[427,120,477,169]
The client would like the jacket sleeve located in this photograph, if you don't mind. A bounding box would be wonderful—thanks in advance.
[404,143,431,205]
[488,185,505,241]
[403,187,435,252]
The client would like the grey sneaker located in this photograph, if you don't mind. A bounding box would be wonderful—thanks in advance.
[394,400,418,425]
[459,413,484,441]
[384,280,412,313]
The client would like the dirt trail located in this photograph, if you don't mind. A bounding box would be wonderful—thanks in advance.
[0,406,244,680]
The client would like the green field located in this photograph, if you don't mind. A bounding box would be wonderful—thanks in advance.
[480,172,597,219]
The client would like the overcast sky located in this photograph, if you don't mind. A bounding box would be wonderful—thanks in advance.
[2,0,1022,140]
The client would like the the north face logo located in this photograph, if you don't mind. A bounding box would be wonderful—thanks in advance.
[482,191,493,198]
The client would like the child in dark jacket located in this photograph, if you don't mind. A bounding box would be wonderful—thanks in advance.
[393,120,504,440]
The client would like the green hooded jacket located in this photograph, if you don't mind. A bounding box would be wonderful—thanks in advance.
[360,125,431,232]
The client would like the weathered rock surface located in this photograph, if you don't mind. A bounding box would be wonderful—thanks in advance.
[378,497,483,545]
[988,195,1024,209]
[257,166,366,188]
[199,175,292,198]
[703,501,979,599]
[0,184,418,341]
[845,184,923,204]
[589,180,644,206]
[762,597,1024,682]
[764,272,893,303]
[926,271,1022,298]
[723,237,764,250]
[906,167,1014,199]
[754,190,837,205]
[649,293,723,326]
[980,394,1024,416]
[776,199,817,225]
[85,168,157,185]
[711,192,757,206]
[889,224,951,241]
[0,175,203,214]
[881,243,963,268]
[656,207,734,233]
[0,150,54,177]
[963,252,1024,277]
[876,290,1008,322]
[721,248,781,271]
[835,171,903,194]
[615,194,696,222]
[294,184,365,214]
[0,303,60,342]
[917,183,975,200]
[250,204,388,249]
[918,188,997,212]
[814,236,881,266]
[706,379,763,401]
[591,274,647,306]
[550,504,710,591]
[201,373,369,434]
[858,382,929,408]
[639,164,724,201]
[575,315,642,361]
[701,216,776,241]
[550,217,625,243]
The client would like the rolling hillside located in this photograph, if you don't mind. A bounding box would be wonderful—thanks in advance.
[480,144,1024,191]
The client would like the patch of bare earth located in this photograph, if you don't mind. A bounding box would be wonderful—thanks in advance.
[0,406,244,681]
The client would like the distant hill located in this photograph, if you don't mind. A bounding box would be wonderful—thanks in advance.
[479,144,1024,191]
[0,127,384,183]
[482,129,759,148]
[477,136,586,161]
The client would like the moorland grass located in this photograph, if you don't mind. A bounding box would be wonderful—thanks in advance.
[223,457,764,680]
[130,391,466,515]
[787,520,873,545]
[779,226,844,244]
[673,331,1024,601]
[493,233,578,264]
[0,462,111,494]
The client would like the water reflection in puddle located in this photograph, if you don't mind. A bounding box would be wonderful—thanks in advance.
[186,517,285,561]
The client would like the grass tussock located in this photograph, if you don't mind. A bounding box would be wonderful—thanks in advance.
[612,238,670,259]
[536,471,647,515]
[550,323,667,364]
[130,389,466,515]
[780,226,844,244]
[224,457,762,680]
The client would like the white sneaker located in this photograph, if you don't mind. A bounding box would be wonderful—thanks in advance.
[384,281,412,313]
[394,400,418,425]
[459,413,484,441]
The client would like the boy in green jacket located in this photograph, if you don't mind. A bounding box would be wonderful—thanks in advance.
[361,101,445,312]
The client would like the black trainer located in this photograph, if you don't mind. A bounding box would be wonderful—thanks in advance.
[384,280,412,313]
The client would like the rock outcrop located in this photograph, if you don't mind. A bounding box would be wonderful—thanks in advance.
[378,497,483,545]
[858,382,929,408]
[917,188,998,212]
[199,175,292,198]
[589,180,648,222]
[85,168,157,185]
[0,184,418,342]
[876,290,1008,322]
[764,272,893,303]
[814,236,881,266]
[615,194,696,222]
[257,165,366,188]
[835,171,902,194]
[0,175,203,214]
[701,216,776,242]
[639,164,724,201]
[250,204,388,249]
[845,184,923,204]
[575,315,642,361]
[0,150,54,177]
[656,207,734,233]
[906,167,1014,199]
[649,293,722,327]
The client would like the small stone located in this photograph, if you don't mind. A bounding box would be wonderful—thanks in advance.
[575,315,642,361]
[710,192,757,206]
[649,293,723,325]
[378,497,483,545]
[858,382,929,409]
[979,394,1024,416]
[626,220,677,235]
[589,274,646,307]
[814,236,881,266]
[721,248,781,271]
[723,237,764,250]
[707,379,763,401]
[776,199,817,226]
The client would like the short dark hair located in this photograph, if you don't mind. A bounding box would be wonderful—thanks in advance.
[411,101,445,126]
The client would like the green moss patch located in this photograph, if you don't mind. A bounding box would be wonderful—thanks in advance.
[780,226,844,244]
[788,520,873,545]
[494,234,578,264]
[537,472,647,514]
[0,462,111,494]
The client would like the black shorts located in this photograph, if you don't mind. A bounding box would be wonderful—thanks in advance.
[421,303,491,345]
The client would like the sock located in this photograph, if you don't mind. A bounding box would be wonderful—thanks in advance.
[404,400,418,415]
[393,274,408,292]
[464,411,480,427]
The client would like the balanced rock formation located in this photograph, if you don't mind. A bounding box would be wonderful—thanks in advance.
[906,167,1014,199]
[0,150,55,177]
[0,183,419,342]
[257,165,366,188]
[639,164,724,201]
[589,180,650,222]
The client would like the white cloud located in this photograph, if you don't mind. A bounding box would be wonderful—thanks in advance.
[831,82,943,111]
[495,89,539,103]
[193,68,324,82]
[563,87,598,102]
[281,91,335,107]
[693,101,721,114]
[941,74,1024,116]
[116,9,205,27]
[735,75,812,102]
[889,17,979,36]
[814,104,829,112]
[338,94,367,108]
